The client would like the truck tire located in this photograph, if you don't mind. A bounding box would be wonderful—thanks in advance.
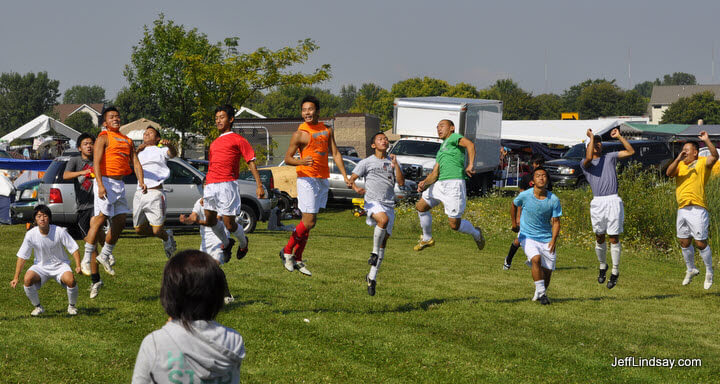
[238,205,258,234]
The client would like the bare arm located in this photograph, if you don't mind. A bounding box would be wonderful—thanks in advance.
[458,137,476,177]
[549,217,560,254]
[10,257,26,288]
[418,163,440,193]
[246,160,264,199]
[510,202,519,232]
[582,129,594,169]
[93,135,107,199]
[390,154,405,186]
[666,151,686,177]
[610,128,635,159]
[131,142,146,193]
[71,250,81,274]
[284,131,312,166]
[328,128,351,186]
[179,212,200,225]
[700,131,718,167]
[348,173,365,195]
[163,140,178,158]
[63,168,92,180]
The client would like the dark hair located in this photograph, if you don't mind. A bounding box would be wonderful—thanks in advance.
[370,131,387,144]
[214,104,235,119]
[439,119,455,127]
[685,141,700,152]
[301,95,320,111]
[532,166,548,180]
[100,106,118,126]
[145,126,161,139]
[160,250,227,330]
[76,133,95,148]
[33,204,52,222]
[593,135,602,143]
[530,154,545,166]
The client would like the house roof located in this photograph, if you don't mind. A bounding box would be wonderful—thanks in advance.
[53,103,104,122]
[649,85,720,105]
[119,118,162,135]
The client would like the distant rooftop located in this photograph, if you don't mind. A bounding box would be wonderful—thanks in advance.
[649,85,720,105]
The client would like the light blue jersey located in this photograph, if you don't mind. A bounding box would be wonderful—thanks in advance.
[513,189,562,243]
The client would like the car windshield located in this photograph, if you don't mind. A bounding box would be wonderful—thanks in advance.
[562,144,586,160]
[389,141,441,158]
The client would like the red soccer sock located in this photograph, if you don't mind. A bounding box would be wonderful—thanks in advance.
[283,221,308,255]
[294,232,310,261]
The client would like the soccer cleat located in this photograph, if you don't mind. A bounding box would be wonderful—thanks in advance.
[607,273,619,289]
[682,268,700,286]
[503,255,512,270]
[366,274,376,296]
[224,295,235,305]
[107,253,116,266]
[30,305,44,317]
[413,238,435,251]
[164,230,177,259]
[222,238,235,264]
[280,249,295,272]
[81,259,91,276]
[368,253,378,266]
[236,237,249,260]
[704,272,714,290]
[67,304,78,316]
[474,226,485,250]
[295,261,312,276]
[97,253,116,276]
[90,281,103,299]
[539,295,550,305]
[597,267,608,284]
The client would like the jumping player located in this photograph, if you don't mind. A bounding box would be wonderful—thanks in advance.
[666,131,718,289]
[63,133,104,298]
[348,132,405,296]
[414,119,485,252]
[279,95,351,276]
[510,168,561,305]
[83,106,145,276]
[10,205,82,316]
[196,105,263,262]
[133,126,177,259]
[582,128,635,289]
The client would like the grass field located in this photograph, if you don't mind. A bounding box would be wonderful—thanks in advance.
[1,198,719,383]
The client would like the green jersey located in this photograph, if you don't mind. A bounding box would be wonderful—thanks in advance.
[437,133,467,181]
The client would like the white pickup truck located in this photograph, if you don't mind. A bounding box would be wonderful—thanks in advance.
[390,97,503,194]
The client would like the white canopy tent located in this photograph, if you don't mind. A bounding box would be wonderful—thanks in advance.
[501,120,620,147]
[0,115,81,143]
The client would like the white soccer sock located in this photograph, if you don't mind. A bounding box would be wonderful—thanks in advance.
[67,285,78,306]
[211,222,230,247]
[534,280,546,296]
[595,241,607,269]
[24,285,40,306]
[369,248,385,281]
[458,219,480,238]
[233,225,247,248]
[418,211,432,241]
[610,243,621,275]
[681,245,696,271]
[100,243,115,258]
[373,226,386,254]
[699,245,713,274]
[83,242,95,262]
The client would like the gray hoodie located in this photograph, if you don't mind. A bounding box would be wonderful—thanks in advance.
[132,320,245,384]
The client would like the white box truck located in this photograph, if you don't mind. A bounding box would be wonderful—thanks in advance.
[390,97,502,194]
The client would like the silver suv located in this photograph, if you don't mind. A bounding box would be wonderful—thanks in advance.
[37,156,276,236]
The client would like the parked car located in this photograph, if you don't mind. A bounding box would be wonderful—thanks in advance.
[10,179,42,223]
[336,146,359,157]
[37,156,277,235]
[544,140,673,188]
[185,159,209,174]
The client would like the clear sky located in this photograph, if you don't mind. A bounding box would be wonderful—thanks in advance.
[2,0,719,100]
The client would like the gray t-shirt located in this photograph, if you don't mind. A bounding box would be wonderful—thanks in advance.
[352,155,397,205]
[65,155,94,210]
[580,151,619,197]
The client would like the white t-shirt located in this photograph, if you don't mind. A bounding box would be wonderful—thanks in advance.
[138,146,170,189]
[17,225,79,269]
[192,199,227,257]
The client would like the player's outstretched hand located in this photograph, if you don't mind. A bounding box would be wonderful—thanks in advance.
[10,278,18,288]
[699,131,710,142]
[179,214,191,224]
[352,185,366,195]
[586,129,593,138]
[344,176,353,188]
[610,128,620,138]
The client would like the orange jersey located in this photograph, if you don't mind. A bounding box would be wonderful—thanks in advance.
[296,122,330,178]
[98,130,133,176]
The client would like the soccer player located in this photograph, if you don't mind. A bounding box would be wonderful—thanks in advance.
[582,128,635,289]
[510,168,561,305]
[196,105,263,262]
[279,96,351,276]
[132,250,245,383]
[63,133,105,298]
[348,132,405,296]
[414,119,485,252]
[83,106,145,276]
[133,126,177,259]
[666,131,718,289]
[503,154,552,270]
[10,205,82,316]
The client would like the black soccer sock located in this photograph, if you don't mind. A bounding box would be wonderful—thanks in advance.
[91,273,100,284]
[506,243,520,264]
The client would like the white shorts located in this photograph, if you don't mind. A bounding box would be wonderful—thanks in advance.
[677,206,709,240]
[203,180,240,217]
[364,200,395,236]
[27,263,72,288]
[94,177,130,218]
[133,189,167,227]
[521,237,557,271]
[421,179,466,219]
[202,242,225,265]
[590,194,624,235]
[297,177,329,214]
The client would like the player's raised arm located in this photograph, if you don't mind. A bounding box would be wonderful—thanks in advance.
[582,129,594,169]
[390,154,405,187]
[700,131,718,167]
[611,128,635,159]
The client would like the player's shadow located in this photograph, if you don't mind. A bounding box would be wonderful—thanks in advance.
[555,266,589,271]
[0,306,112,321]
[273,297,479,315]
[635,294,681,300]
[138,295,159,302]
[224,299,273,309]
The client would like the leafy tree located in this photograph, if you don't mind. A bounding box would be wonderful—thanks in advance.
[249,85,340,119]
[443,82,481,98]
[619,90,649,116]
[562,78,615,112]
[0,71,60,137]
[112,86,162,123]
[391,77,450,98]
[654,72,696,86]
[481,79,539,120]
[349,83,394,130]
[633,81,654,98]
[64,111,98,135]
[63,85,106,104]
[576,82,624,119]
[339,84,357,112]
[534,93,563,120]
[660,91,720,124]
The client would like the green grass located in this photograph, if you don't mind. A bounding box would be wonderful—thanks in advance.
[1,199,719,383]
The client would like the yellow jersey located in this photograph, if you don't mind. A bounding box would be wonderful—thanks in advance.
[676,156,712,209]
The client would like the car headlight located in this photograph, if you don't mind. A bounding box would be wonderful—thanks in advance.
[558,166,575,175]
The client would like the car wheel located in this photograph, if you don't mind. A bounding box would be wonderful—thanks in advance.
[276,192,293,214]
[576,178,589,189]
[238,205,257,234]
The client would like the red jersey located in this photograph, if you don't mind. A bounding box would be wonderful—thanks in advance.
[296,122,330,179]
[206,132,256,184]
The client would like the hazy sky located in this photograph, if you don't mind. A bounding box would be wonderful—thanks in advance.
[2,0,719,101]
